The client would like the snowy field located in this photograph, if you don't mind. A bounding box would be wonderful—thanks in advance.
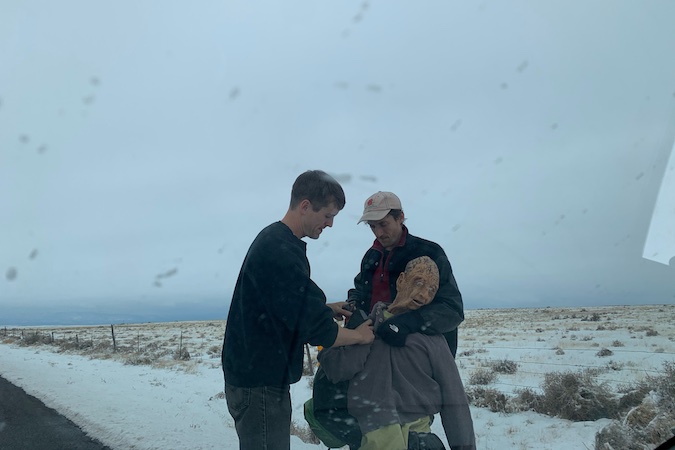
[1,304,674,450]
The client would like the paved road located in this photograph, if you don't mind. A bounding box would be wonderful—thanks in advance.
[0,375,112,450]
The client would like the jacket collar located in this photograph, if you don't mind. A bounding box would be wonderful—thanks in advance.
[371,225,408,252]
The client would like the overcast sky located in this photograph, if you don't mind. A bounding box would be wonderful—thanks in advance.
[2,1,675,325]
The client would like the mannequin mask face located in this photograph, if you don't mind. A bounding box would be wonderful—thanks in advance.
[389,256,439,315]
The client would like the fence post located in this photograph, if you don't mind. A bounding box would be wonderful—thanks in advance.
[178,331,183,359]
[110,325,117,352]
[304,343,314,375]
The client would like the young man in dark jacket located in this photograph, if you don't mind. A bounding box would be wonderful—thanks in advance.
[347,191,464,356]
[222,170,374,450]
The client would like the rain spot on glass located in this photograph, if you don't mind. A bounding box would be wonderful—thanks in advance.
[450,119,462,132]
[37,145,47,154]
[334,81,349,90]
[154,268,178,286]
[90,76,100,86]
[516,60,529,73]
[359,175,377,182]
[613,234,631,247]
[452,224,461,232]
[551,123,559,130]
[494,157,503,165]
[19,134,30,144]
[29,249,38,260]
[229,87,240,101]
[6,267,17,281]
[635,172,644,181]
[366,84,382,93]
[155,268,178,279]
[82,95,95,105]
[332,173,352,183]
[500,82,509,90]
[352,2,369,23]
[554,214,566,225]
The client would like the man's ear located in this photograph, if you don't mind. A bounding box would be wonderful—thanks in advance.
[298,199,311,214]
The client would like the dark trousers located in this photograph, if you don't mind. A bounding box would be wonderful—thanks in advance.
[226,383,291,450]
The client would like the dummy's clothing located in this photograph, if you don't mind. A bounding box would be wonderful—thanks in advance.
[318,303,476,450]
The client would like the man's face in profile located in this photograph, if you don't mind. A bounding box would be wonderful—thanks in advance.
[390,256,439,314]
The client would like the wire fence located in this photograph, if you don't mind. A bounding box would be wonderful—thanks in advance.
[0,324,225,364]
[3,325,674,391]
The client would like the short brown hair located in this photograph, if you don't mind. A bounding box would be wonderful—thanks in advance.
[388,209,404,220]
[290,170,346,211]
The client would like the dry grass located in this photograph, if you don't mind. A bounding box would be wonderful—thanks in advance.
[459,305,675,449]
[290,420,320,444]
[1,321,226,370]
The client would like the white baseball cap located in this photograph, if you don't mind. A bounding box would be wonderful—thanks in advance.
[358,191,402,223]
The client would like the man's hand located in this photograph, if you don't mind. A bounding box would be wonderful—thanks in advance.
[355,319,375,344]
[332,319,374,346]
[327,301,353,321]
[376,311,424,347]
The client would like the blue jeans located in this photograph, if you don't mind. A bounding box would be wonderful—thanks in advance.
[226,383,291,450]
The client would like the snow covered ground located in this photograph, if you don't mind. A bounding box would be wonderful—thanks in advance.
[1,304,673,450]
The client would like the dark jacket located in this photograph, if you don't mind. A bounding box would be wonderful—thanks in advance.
[222,221,339,387]
[347,226,464,355]
[318,303,476,449]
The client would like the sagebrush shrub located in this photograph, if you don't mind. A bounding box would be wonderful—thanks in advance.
[617,382,651,411]
[124,355,154,366]
[207,345,221,355]
[491,359,518,374]
[466,387,508,413]
[468,368,496,385]
[595,422,638,450]
[173,348,191,360]
[19,332,52,346]
[538,369,618,421]
[646,362,675,413]
[510,388,543,413]
[596,348,613,357]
